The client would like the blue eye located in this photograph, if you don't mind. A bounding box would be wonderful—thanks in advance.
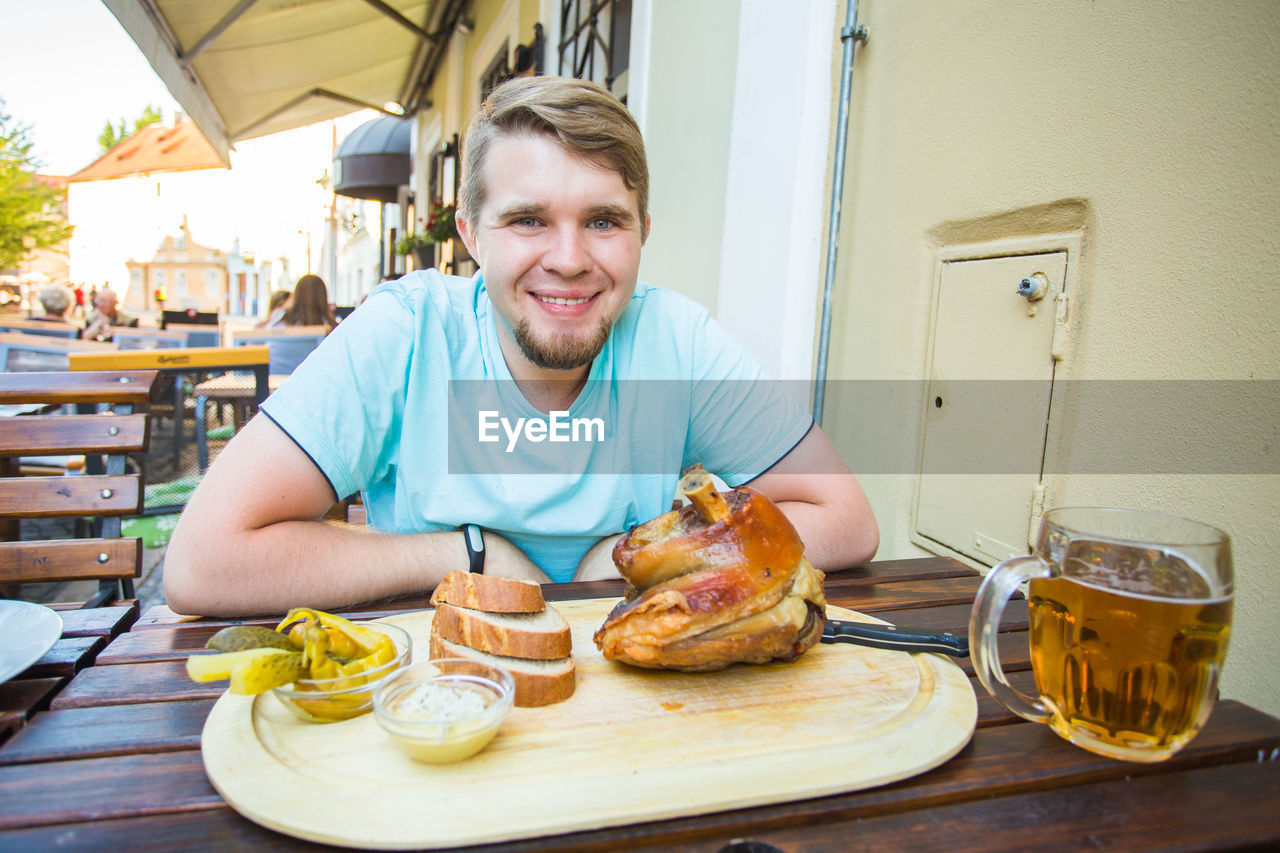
[589,218,614,230]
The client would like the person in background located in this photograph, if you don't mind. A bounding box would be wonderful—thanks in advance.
[257,289,291,328]
[82,287,139,341]
[267,274,336,331]
[32,284,73,322]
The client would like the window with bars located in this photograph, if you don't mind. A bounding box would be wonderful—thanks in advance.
[559,0,632,101]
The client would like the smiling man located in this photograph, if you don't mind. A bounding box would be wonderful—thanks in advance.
[164,76,877,617]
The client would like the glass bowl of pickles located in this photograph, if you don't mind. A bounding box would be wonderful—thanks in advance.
[271,621,412,722]
[373,659,515,763]
[186,609,413,723]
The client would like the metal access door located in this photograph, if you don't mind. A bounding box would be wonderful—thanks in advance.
[914,250,1068,566]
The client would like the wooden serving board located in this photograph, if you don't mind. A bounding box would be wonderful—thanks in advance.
[202,599,977,849]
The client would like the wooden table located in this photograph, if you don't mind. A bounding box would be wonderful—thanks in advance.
[1,557,1278,851]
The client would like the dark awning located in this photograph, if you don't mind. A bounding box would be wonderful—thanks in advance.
[333,116,412,203]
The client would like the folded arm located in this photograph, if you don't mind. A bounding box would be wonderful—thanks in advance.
[164,415,549,618]
[744,424,879,572]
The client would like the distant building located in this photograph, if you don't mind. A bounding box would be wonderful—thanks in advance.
[67,118,228,312]
[124,218,273,314]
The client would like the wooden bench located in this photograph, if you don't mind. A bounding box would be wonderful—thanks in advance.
[0,370,162,607]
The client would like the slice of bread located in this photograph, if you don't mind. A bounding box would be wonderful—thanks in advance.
[430,633,576,707]
[432,602,571,660]
[429,570,545,614]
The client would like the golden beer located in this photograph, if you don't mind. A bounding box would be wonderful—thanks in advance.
[1027,542,1232,762]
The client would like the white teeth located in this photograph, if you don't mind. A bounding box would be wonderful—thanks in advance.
[537,295,591,305]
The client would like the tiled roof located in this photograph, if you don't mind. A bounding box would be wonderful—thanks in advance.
[69,118,225,182]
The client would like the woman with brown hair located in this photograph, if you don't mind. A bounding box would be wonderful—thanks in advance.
[257,289,291,328]
[269,274,336,331]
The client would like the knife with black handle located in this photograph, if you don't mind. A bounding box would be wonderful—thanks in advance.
[821,619,969,657]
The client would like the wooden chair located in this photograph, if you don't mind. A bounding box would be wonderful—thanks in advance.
[112,329,188,350]
[165,323,222,348]
[0,370,161,607]
[160,309,219,330]
[0,333,115,373]
[231,326,327,376]
[0,319,82,340]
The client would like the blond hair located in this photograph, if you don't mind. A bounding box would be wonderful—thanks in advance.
[458,76,649,227]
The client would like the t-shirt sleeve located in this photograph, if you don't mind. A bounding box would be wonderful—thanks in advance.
[680,307,814,486]
[259,286,414,500]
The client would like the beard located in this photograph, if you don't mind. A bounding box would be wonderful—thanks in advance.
[511,316,613,370]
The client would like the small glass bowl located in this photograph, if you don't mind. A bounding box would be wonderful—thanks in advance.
[373,659,515,764]
[271,622,412,723]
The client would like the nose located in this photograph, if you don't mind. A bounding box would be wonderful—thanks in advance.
[540,224,592,277]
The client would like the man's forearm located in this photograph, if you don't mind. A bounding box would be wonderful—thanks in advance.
[572,533,624,581]
[773,498,878,573]
[165,521,548,618]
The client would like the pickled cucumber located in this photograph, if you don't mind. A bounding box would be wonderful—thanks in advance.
[185,647,307,694]
[186,647,289,682]
[205,625,297,652]
[228,650,308,694]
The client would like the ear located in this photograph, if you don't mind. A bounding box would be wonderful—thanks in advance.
[456,212,479,260]
[642,213,652,245]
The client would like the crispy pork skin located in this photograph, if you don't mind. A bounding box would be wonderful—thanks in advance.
[594,467,826,671]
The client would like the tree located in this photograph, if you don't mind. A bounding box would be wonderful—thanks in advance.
[0,100,72,272]
[97,104,164,155]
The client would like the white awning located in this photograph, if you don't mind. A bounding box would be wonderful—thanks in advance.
[104,0,456,165]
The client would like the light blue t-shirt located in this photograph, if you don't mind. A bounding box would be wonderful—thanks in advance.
[261,271,812,582]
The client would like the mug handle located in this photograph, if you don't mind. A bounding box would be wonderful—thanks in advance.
[969,555,1053,723]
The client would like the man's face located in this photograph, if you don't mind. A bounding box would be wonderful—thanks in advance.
[457,131,648,376]
[96,293,118,317]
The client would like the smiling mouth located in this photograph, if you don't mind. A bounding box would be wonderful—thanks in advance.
[535,294,593,306]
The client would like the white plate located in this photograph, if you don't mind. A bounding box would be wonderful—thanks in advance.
[0,600,63,684]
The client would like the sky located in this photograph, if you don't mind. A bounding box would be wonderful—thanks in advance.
[0,0,185,175]
[0,0,376,294]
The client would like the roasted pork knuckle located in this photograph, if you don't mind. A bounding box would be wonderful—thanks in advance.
[594,465,827,671]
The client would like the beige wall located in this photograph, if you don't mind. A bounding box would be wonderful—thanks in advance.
[826,1,1279,716]
[635,0,741,315]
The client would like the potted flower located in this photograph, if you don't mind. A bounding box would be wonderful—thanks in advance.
[394,202,462,269]
[394,231,435,269]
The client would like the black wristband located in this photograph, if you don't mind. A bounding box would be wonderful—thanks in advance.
[463,524,485,574]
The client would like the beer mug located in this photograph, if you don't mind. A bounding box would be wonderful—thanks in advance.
[970,507,1233,762]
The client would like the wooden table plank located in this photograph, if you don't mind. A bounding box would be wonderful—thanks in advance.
[0,807,313,852]
[827,575,986,611]
[699,760,1280,853]
[94,624,227,665]
[0,751,222,830]
[0,699,215,765]
[21,636,105,679]
[50,602,140,639]
[0,678,64,741]
[51,661,217,709]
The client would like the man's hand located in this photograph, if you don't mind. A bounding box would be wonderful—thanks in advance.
[573,533,624,581]
[481,532,553,584]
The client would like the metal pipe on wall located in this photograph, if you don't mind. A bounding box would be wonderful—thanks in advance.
[812,0,868,425]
